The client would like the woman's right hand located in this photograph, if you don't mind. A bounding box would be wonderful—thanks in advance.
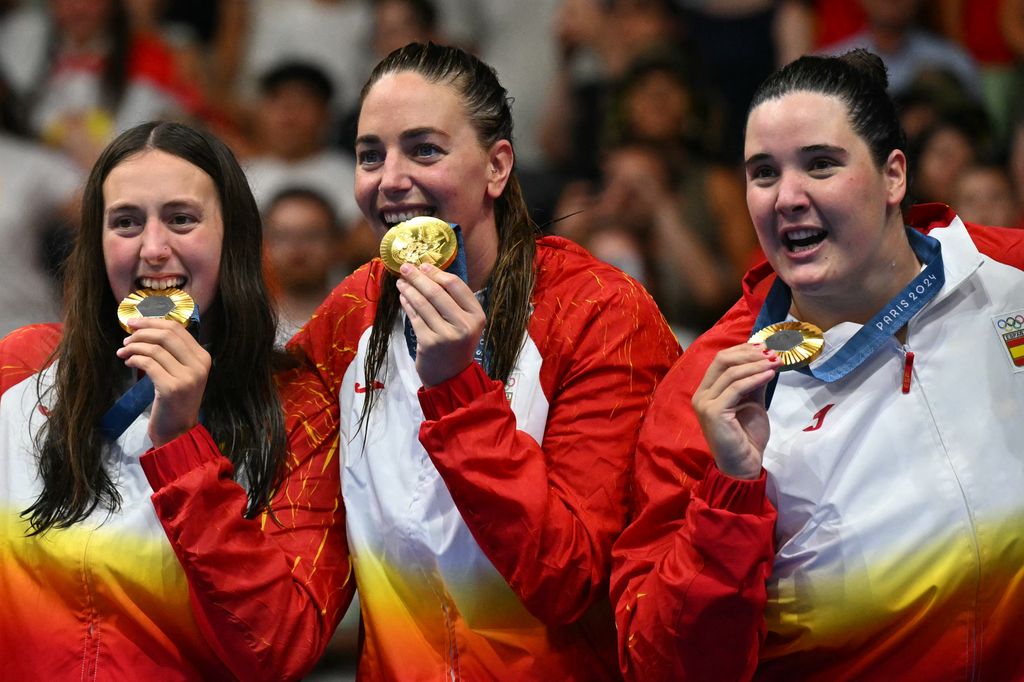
[692,343,781,480]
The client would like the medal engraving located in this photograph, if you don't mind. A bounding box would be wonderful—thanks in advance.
[380,216,458,274]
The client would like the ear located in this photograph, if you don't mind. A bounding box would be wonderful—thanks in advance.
[883,148,907,208]
[485,139,514,200]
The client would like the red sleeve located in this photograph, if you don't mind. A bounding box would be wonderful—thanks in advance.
[418,273,680,625]
[140,362,352,682]
[0,324,61,395]
[610,301,777,682]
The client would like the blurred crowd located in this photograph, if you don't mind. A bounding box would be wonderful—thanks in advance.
[4,0,1024,347]
[2,0,1023,674]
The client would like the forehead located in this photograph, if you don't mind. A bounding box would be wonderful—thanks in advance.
[745,91,857,156]
[103,149,218,203]
[358,71,466,136]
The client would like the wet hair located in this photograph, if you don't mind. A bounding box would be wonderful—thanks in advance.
[25,121,286,534]
[357,42,538,418]
[748,49,906,170]
[259,60,335,105]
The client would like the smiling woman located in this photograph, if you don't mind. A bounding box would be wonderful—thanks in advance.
[0,121,350,680]
[612,49,1024,681]
[288,43,679,680]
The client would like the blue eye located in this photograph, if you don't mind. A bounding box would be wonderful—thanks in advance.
[413,143,441,159]
[358,149,382,166]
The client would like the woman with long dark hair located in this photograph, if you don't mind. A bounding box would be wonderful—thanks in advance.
[612,49,1024,680]
[290,42,678,679]
[0,121,349,680]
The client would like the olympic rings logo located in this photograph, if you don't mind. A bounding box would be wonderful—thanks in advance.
[997,315,1024,329]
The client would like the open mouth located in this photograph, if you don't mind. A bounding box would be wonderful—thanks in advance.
[381,208,435,229]
[135,276,187,291]
[784,229,827,253]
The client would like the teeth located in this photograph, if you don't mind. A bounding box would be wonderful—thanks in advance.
[784,228,826,253]
[138,277,185,290]
[787,229,821,241]
[383,209,434,225]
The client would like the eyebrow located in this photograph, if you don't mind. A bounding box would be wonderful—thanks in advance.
[744,144,849,168]
[354,127,449,146]
[105,199,203,214]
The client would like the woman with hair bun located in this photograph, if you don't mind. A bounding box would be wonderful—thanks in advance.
[290,42,678,679]
[612,49,1024,681]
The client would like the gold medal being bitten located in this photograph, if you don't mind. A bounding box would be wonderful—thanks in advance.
[379,216,458,275]
[749,321,825,370]
[117,288,195,332]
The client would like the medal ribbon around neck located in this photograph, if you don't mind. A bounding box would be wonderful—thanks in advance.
[99,298,202,441]
[754,227,944,404]
[401,223,493,374]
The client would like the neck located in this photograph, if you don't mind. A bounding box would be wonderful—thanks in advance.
[463,219,500,291]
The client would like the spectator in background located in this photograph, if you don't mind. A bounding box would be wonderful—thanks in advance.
[264,187,346,346]
[235,0,371,122]
[554,51,756,338]
[952,162,1021,227]
[0,71,82,337]
[540,0,682,180]
[244,61,361,229]
[937,0,1024,147]
[822,0,982,102]
[909,112,989,205]
[0,0,201,170]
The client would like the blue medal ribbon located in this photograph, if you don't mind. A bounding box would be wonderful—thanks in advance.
[99,305,201,441]
[754,227,944,403]
[403,223,493,374]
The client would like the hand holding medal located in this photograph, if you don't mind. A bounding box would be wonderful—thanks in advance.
[385,217,486,388]
[109,287,210,447]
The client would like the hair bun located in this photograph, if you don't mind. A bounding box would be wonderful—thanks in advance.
[838,48,889,91]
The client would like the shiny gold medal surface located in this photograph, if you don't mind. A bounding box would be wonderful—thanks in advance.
[117,288,195,332]
[379,216,458,275]
[749,321,825,370]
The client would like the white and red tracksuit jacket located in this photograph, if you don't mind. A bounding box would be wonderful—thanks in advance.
[0,326,351,680]
[612,205,1024,681]
[290,235,679,680]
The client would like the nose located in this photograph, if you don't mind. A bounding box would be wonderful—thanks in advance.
[139,220,171,264]
[774,169,810,216]
[379,154,413,196]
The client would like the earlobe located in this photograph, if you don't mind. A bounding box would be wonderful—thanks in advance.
[486,140,514,199]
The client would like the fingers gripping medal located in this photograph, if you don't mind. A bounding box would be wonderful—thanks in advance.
[101,288,198,441]
[380,216,459,275]
[117,287,195,332]
[749,321,825,370]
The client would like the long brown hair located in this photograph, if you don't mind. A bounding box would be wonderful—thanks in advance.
[24,121,286,534]
[359,43,538,419]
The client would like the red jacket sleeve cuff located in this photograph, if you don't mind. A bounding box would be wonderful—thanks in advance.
[418,361,495,420]
[696,463,768,515]
[140,424,225,491]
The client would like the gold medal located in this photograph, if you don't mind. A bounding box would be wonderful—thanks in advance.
[117,288,195,332]
[749,321,825,370]
[379,216,458,275]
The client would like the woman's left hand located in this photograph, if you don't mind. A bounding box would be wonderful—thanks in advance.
[395,262,486,387]
[116,316,211,447]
